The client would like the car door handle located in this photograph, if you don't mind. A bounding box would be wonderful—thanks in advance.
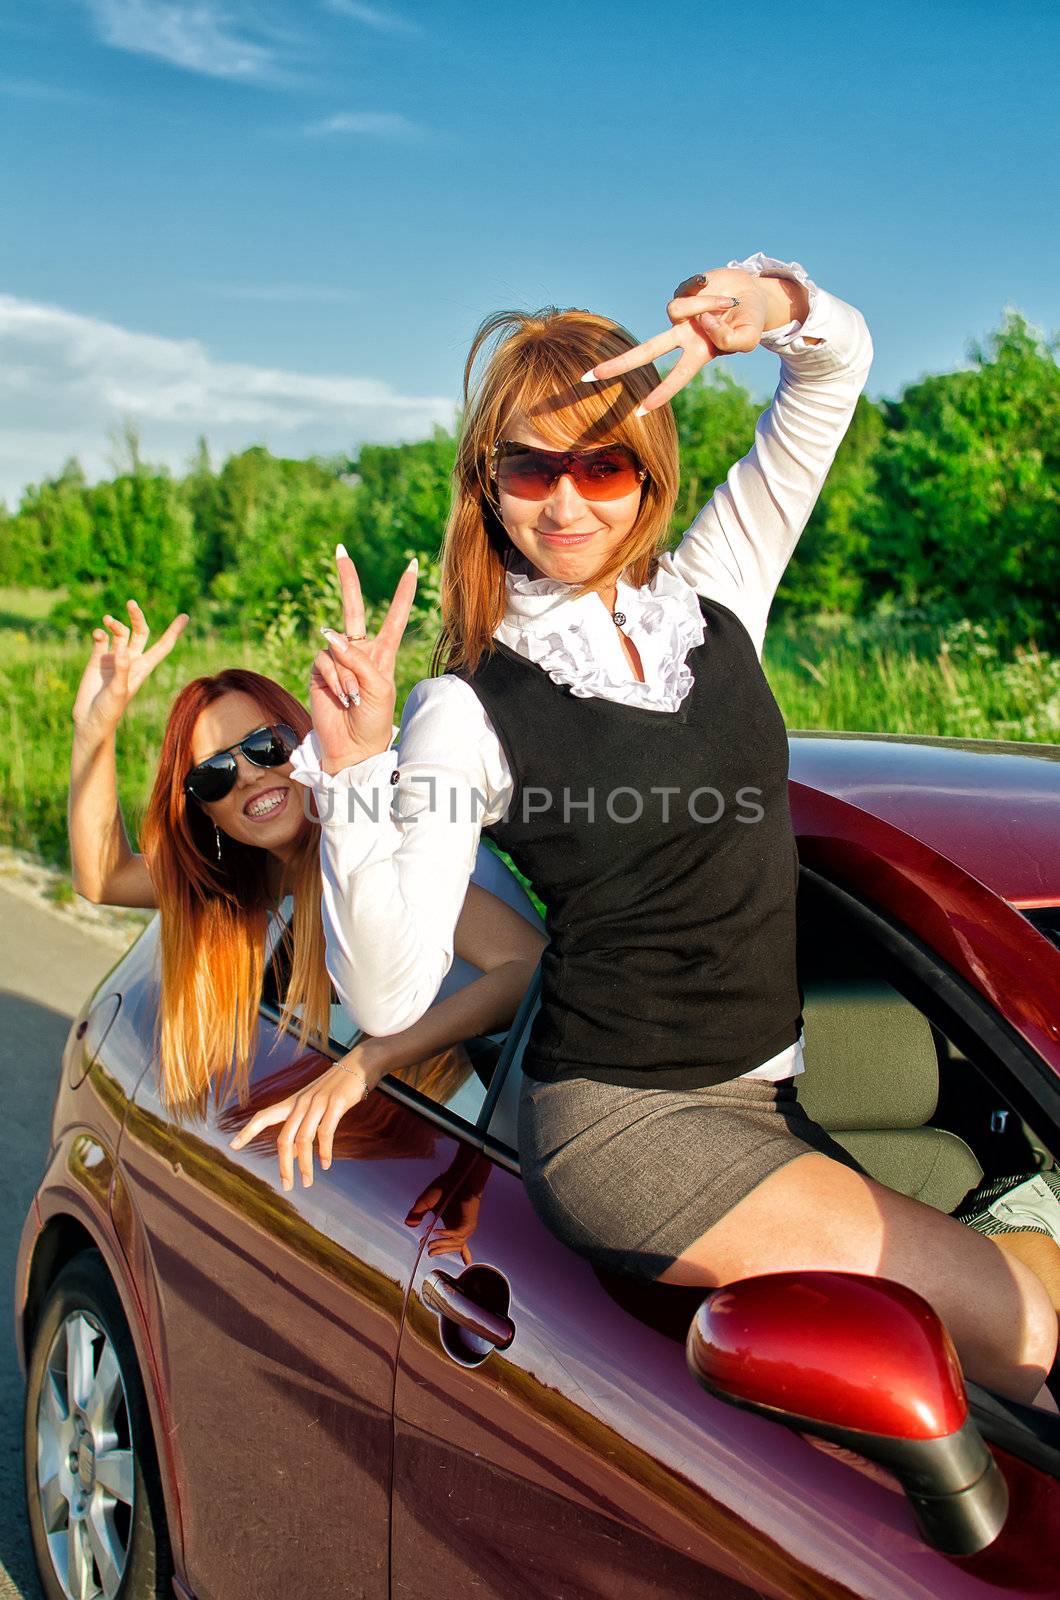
[421,1270,515,1351]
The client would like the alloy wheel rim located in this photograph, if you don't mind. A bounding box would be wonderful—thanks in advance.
[36,1308,135,1600]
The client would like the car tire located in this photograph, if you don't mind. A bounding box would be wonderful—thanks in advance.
[23,1248,174,1600]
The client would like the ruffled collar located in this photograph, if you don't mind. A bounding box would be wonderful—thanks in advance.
[494,552,705,713]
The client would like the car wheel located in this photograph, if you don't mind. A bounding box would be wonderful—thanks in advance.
[23,1249,174,1600]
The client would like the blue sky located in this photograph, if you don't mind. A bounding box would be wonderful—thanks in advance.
[0,0,1057,506]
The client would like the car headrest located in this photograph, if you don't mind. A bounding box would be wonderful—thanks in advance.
[797,981,939,1132]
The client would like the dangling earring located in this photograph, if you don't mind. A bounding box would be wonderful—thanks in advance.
[214,824,223,862]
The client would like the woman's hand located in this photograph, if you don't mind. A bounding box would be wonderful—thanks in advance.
[227,1043,382,1191]
[588,266,772,414]
[72,600,189,741]
[309,546,418,776]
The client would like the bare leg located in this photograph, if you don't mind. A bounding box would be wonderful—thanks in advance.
[654,1153,1058,1407]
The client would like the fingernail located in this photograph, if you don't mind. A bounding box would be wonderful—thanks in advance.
[407,557,418,575]
[322,1159,331,1170]
[349,689,361,707]
[282,1179,292,1191]
[339,693,350,709]
[634,405,648,418]
[580,368,597,383]
[336,543,349,560]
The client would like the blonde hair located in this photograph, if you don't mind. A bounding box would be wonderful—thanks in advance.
[433,307,681,676]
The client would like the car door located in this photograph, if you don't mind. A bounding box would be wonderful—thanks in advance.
[118,919,502,1600]
[390,922,1060,1599]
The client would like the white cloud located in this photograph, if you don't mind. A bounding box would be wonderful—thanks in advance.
[83,0,288,83]
[303,109,423,139]
[322,0,420,36]
[0,293,455,508]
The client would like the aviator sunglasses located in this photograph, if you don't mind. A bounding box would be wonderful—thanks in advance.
[183,723,299,805]
[489,440,647,502]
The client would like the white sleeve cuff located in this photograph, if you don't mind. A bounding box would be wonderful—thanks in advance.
[288,728,401,837]
[727,251,873,375]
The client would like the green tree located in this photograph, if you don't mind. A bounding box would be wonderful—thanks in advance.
[854,310,1060,644]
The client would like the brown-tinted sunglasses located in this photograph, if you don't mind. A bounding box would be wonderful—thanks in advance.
[488,440,647,502]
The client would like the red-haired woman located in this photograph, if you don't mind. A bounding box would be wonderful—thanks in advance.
[68,600,545,1186]
[279,253,1058,1406]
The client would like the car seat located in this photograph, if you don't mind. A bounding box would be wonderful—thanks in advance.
[797,980,983,1212]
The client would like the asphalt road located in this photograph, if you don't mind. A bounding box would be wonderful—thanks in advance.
[0,885,130,1600]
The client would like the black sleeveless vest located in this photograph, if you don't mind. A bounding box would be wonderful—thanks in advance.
[453,594,803,1089]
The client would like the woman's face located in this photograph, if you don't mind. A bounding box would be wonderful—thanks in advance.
[496,413,644,588]
[188,691,302,860]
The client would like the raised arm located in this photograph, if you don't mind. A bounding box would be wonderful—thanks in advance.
[667,254,874,655]
[588,252,874,657]
[69,600,188,907]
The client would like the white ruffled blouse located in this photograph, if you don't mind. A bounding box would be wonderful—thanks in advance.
[495,556,707,714]
[289,253,875,1083]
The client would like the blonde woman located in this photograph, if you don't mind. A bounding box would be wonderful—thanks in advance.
[271,253,1055,1405]
[68,602,545,1185]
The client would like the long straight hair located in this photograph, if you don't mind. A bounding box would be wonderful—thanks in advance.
[140,669,331,1118]
[433,306,681,676]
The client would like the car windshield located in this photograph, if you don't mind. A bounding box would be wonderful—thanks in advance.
[1023,907,1060,952]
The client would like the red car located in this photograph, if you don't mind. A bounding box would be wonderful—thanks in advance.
[16,731,1060,1600]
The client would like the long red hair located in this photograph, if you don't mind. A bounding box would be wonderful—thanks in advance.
[140,669,331,1118]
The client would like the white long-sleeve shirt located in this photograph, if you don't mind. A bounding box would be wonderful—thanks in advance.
[290,253,874,1079]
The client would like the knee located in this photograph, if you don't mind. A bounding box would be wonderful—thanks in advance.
[998,1258,1058,1399]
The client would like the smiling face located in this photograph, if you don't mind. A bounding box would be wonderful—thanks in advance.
[188,690,302,860]
[496,414,646,589]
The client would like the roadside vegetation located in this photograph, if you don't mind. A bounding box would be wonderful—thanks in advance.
[0,309,1056,872]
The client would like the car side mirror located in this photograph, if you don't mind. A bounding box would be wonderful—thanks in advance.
[686,1271,1008,1556]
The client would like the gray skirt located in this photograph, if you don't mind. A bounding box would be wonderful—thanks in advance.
[517,1071,866,1282]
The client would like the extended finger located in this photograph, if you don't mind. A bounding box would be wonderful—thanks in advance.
[102,616,131,679]
[141,612,189,670]
[102,614,130,647]
[125,598,150,652]
[276,1104,310,1191]
[588,327,682,382]
[317,1094,356,1170]
[336,544,367,641]
[294,1098,329,1188]
[229,1101,293,1148]
[374,558,419,665]
[637,343,710,414]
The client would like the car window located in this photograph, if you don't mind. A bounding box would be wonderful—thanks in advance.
[1024,906,1060,953]
[261,903,518,1132]
[795,872,1057,1185]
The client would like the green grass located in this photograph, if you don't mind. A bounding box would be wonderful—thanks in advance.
[0,585,67,630]
[1,604,1056,874]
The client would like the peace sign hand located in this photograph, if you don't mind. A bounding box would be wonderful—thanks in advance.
[587,267,770,415]
[309,545,418,776]
[72,600,189,741]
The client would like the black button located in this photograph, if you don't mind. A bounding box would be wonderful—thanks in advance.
[389,769,401,784]
[613,611,627,627]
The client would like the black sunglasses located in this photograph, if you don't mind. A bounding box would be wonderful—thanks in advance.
[183,723,299,805]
